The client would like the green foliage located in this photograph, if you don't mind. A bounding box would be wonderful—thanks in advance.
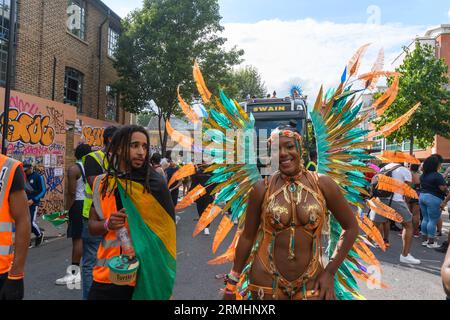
[136,112,154,127]
[113,0,244,152]
[373,42,450,151]
[225,66,267,100]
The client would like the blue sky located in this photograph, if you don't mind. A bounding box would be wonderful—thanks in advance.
[103,0,450,96]
[104,0,450,25]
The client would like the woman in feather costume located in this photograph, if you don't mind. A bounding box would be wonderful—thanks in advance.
[222,125,359,300]
[169,45,421,300]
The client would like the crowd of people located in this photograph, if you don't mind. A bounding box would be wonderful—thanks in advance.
[365,154,450,266]
[1,123,450,300]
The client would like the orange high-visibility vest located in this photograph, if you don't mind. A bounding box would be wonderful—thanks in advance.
[91,174,135,286]
[0,154,22,274]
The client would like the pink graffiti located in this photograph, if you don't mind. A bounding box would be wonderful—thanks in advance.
[9,95,40,115]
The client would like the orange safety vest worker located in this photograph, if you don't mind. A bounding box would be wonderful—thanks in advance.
[0,154,22,274]
[91,174,135,286]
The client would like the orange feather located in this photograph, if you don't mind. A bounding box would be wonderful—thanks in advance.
[357,216,386,251]
[358,71,400,82]
[212,215,234,254]
[208,230,241,265]
[175,185,206,210]
[377,175,419,199]
[168,163,196,188]
[177,86,200,123]
[377,150,420,165]
[193,61,212,103]
[348,43,371,76]
[353,240,380,267]
[367,197,403,223]
[166,120,193,149]
[377,103,420,137]
[366,48,384,90]
[372,76,399,116]
[193,204,222,237]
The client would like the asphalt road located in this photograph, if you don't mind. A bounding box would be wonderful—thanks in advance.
[24,205,449,300]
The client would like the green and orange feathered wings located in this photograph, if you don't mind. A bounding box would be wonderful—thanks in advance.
[167,61,260,261]
[168,48,421,300]
[310,44,420,299]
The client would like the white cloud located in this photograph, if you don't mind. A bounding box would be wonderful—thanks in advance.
[223,19,427,98]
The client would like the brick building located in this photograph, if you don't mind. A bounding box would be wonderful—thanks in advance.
[0,1,132,213]
[1,0,129,124]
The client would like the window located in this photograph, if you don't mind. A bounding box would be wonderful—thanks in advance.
[64,67,84,111]
[108,27,119,58]
[0,0,16,85]
[66,0,86,40]
[106,85,118,121]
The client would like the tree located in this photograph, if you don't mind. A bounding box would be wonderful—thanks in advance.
[373,42,450,154]
[114,0,244,153]
[225,66,267,100]
[136,112,153,127]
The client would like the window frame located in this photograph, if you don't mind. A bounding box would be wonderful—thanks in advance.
[64,67,84,112]
[66,0,86,41]
[105,84,118,122]
[107,26,119,58]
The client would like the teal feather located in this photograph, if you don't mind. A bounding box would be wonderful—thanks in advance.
[210,109,232,129]
[207,171,234,184]
[219,90,239,119]
[215,182,238,203]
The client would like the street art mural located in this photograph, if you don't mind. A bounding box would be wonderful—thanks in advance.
[0,89,77,216]
[74,115,118,151]
[0,89,120,216]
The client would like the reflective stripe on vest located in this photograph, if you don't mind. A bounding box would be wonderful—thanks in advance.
[96,258,109,267]
[102,239,120,249]
[0,222,14,232]
[0,155,20,273]
[92,174,106,220]
[82,150,107,219]
[0,245,14,255]
[91,176,135,285]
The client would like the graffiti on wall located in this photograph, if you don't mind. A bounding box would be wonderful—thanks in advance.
[0,89,77,217]
[1,109,55,146]
[82,126,104,148]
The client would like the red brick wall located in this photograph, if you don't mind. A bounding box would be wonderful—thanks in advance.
[14,0,128,123]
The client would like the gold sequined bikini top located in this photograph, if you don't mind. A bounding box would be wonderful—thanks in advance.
[262,170,327,259]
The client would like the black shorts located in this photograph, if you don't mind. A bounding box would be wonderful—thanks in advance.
[88,281,134,300]
[67,200,83,239]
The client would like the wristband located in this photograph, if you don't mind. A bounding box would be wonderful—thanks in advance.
[229,270,241,279]
[8,273,24,280]
[225,282,236,292]
[223,288,235,295]
[104,218,110,231]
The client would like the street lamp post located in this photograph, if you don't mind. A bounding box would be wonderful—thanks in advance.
[1,0,17,155]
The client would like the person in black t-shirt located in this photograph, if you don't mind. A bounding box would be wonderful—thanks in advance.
[419,156,449,248]
[165,158,181,207]
[190,164,215,235]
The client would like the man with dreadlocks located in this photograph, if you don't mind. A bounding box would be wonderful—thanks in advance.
[87,125,176,300]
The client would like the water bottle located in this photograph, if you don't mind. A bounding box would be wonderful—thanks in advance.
[117,227,135,258]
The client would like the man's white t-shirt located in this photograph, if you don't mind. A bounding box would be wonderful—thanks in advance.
[382,163,412,202]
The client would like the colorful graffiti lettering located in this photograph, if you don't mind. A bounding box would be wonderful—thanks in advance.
[82,126,104,147]
[46,106,66,134]
[44,167,63,194]
[1,109,55,146]
[10,95,40,115]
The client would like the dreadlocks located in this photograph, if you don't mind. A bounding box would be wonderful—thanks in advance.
[100,125,153,197]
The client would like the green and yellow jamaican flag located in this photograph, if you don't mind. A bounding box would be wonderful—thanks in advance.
[116,172,176,300]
